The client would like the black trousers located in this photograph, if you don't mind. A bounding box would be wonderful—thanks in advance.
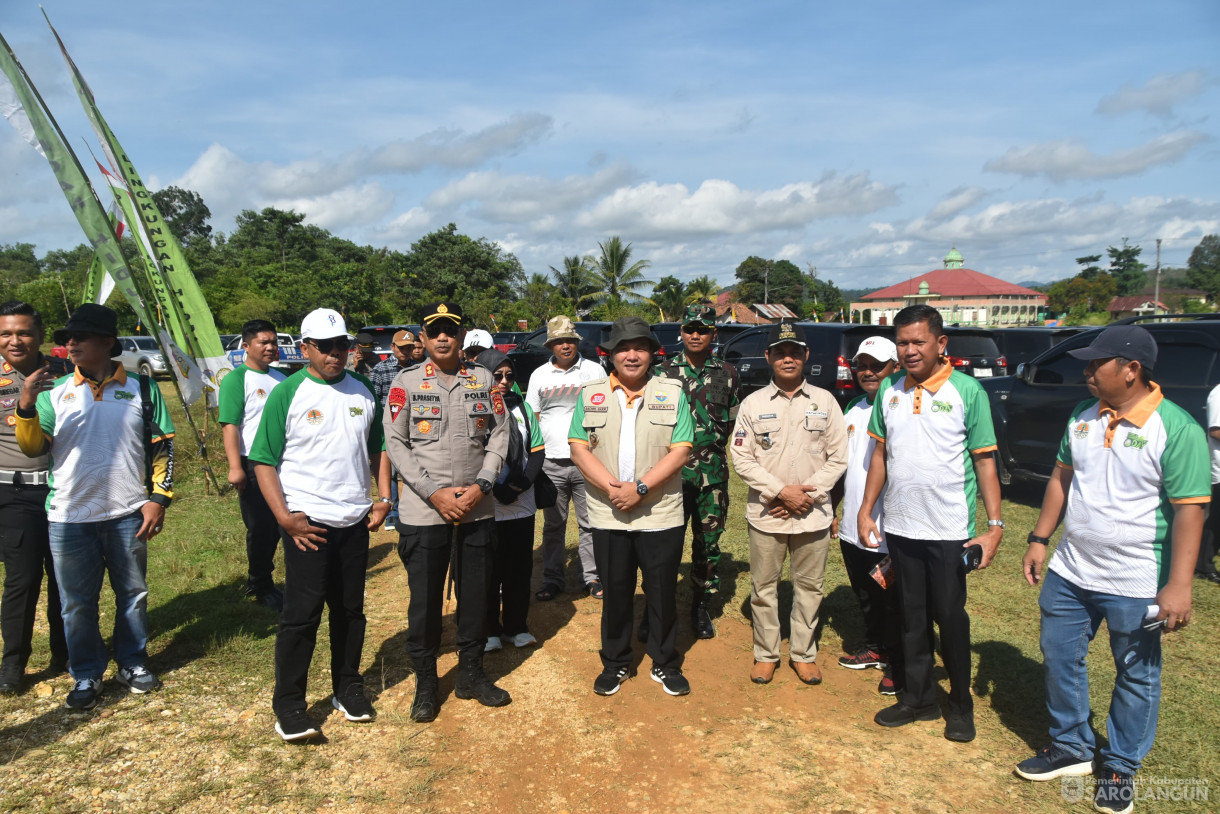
[887,533,972,714]
[839,540,904,669]
[272,517,369,715]
[593,526,684,672]
[238,457,280,593]
[1196,482,1219,576]
[0,482,66,671]
[398,519,494,670]
[488,515,535,637]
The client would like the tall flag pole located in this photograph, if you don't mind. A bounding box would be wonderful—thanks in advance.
[44,10,230,406]
[0,26,219,492]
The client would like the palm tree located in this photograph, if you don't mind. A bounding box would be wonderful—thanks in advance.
[684,275,721,306]
[585,236,654,306]
[651,275,688,321]
[549,255,594,305]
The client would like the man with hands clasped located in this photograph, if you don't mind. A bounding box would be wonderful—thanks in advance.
[1015,326,1208,814]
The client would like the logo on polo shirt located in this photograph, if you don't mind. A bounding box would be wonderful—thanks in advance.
[1072,422,1089,440]
[350,406,364,417]
[115,391,134,401]
[256,388,267,399]
[1123,432,1148,450]
[62,392,76,403]
[931,400,952,414]
[847,423,855,439]
[888,394,899,410]
[306,409,324,425]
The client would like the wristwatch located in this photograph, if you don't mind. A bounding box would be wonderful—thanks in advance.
[378,497,393,505]
[636,480,649,496]
[1027,532,1050,545]
[987,519,1005,530]
[475,478,493,495]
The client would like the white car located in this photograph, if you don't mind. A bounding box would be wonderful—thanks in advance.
[115,336,169,378]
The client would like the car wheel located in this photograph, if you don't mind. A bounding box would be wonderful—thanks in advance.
[139,361,155,379]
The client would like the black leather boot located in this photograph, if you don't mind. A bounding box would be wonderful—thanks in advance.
[454,651,511,707]
[410,666,439,722]
[691,590,716,640]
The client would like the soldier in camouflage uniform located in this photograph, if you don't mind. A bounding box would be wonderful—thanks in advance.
[650,304,740,639]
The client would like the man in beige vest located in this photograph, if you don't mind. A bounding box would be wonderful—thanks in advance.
[731,320,847,686]
[569,317,694,697]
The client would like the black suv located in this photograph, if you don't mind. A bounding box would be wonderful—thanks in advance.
[508,321,614,388]
[720,323,1003,404]
[984,315,1220,484]
[359,324,420,363]
[652,321,754,360]
[990,326,1088,375]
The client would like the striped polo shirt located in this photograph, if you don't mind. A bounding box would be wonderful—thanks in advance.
[867,361,996,541]
[1050,385,1210,597]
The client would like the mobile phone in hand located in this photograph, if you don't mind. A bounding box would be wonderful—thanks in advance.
[962,544,983,573]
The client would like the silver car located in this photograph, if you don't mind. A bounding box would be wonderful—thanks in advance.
[115,336,169,378]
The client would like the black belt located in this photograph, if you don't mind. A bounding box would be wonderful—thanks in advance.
[0,469,49,486]
[548,457,574,466]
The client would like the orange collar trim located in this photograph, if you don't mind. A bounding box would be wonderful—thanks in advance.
[609,372,646,408]
[904,357,952,394]
[73,362,127,388]
[1099,382,1162,429]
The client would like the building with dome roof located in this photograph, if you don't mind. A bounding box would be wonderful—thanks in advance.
[849,247,1047,327]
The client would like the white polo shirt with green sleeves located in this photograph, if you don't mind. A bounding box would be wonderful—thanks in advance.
[1049,384,1210,598]
[867,362,997,541]
[248,369,384,528]
[217,364,287,456]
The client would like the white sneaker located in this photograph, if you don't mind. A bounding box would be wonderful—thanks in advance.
[484,636,503,653]
[510,632,538,648]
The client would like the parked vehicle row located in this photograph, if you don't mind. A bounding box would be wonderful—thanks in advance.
[224,332,307,371]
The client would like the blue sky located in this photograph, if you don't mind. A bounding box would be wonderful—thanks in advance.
[2,1,1218,292]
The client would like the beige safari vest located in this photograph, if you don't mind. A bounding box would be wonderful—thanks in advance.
[579,375,686,531]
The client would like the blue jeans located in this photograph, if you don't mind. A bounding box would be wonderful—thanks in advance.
[48,512,150,681]
[1039,569,1162,775]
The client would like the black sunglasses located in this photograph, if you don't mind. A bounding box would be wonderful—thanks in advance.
[493,370,515,381]
[63,331,102,344]
[682,325,714,335]
[305,337,352,354]
[853,360,890,373]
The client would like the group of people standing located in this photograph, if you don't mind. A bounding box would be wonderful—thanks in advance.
[1,296,1211,814]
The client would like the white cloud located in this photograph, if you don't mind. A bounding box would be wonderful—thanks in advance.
[983,131,1209,181]
[1095,69,1210,117]
[425,162,637,226]
[927,186,987,220]
[269,183,396,232]
[575,172,900,238]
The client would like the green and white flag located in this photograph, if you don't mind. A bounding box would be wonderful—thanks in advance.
[45,12,231,403]
[0,29,204,404]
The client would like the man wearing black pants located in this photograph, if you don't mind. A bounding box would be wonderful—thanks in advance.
[0,301,69,694]
[857,305,1003,743]
[250,308,390,741]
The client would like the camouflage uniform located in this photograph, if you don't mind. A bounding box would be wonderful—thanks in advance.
[654,321,740,596]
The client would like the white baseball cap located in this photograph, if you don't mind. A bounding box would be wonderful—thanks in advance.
[300,308,348,340]
[853,336,897,363]
[463,329,493,350]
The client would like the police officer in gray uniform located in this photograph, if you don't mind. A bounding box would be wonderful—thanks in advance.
[384,302,511,722]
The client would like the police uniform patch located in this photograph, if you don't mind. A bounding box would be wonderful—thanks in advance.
[388,387,406,423]
[419,381,432,391]
[4,415,14,426]
[476,417,487,430]
[491,392,505,415]
[418,420,432,434]
[0,398,14,410]
[473,401,488,413]
[424,362,436,377]
[0,378,11,386]
[1,361,11,373]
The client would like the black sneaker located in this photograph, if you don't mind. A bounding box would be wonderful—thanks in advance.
[1015,744,1094,781]
[257,588,285,612]
[274,710,320,741]
[650,666,690,696]
[0,664,22,695]
[66,677,102,710]
[877,668,900,696]
[332,687,375,722]
[838,647,888,670]
[874,702,940,727]
[115,665,162,694]
[593,667,632,696]
[944,711,976,743]
[1093,770,1135,814]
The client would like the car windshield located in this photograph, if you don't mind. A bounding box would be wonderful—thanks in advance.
[652,325,681,346]
[946,335,1000,357]
[134,338,158,350]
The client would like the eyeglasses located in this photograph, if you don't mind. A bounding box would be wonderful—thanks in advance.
[63,331,101,344]
[853,361,890,374]
[492,371,515,381]
[305,337,352,354]
[682,325,714,335]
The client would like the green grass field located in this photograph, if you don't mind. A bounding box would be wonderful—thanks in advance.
[1,387,1217,811]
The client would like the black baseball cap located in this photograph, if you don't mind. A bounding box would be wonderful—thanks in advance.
[1068,325,1157,371]
[767,319,806,350]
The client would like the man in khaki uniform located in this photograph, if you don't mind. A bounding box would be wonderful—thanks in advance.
[384,302,510,722]
[731,320,847,686]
